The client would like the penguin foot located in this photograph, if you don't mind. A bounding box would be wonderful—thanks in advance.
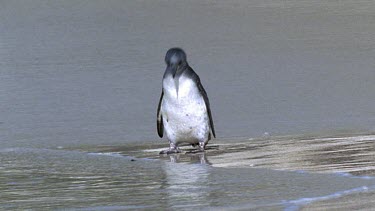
[159,148,181,155]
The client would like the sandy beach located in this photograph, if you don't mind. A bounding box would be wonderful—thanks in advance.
[92,132,375,210]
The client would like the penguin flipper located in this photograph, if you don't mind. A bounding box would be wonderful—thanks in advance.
[157,91,164,138]
[197,79,216,139]
[185,66,216,139]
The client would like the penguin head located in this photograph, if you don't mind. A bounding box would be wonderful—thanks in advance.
[165,48,187,67]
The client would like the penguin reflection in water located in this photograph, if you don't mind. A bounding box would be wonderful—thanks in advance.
[157,48,216,154]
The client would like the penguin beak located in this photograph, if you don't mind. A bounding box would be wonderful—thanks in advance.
[170,64,178,78]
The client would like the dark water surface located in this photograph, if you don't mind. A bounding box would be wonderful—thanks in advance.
[2,0,375,210]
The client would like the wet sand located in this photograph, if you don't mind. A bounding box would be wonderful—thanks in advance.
[93,132,375,210]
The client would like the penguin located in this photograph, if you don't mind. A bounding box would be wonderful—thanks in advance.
[157,48,216,154]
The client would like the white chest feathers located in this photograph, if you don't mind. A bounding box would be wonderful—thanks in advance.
[163,74,195,99]
[162,74,205,109]
[161,74,209,143]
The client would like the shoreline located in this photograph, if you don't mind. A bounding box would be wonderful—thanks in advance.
[97,132,375,176]
[92,132,375,210]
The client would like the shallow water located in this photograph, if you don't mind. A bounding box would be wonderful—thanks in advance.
[2,0,375,210]
[1,134,375,210]
[2,0,375,145]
